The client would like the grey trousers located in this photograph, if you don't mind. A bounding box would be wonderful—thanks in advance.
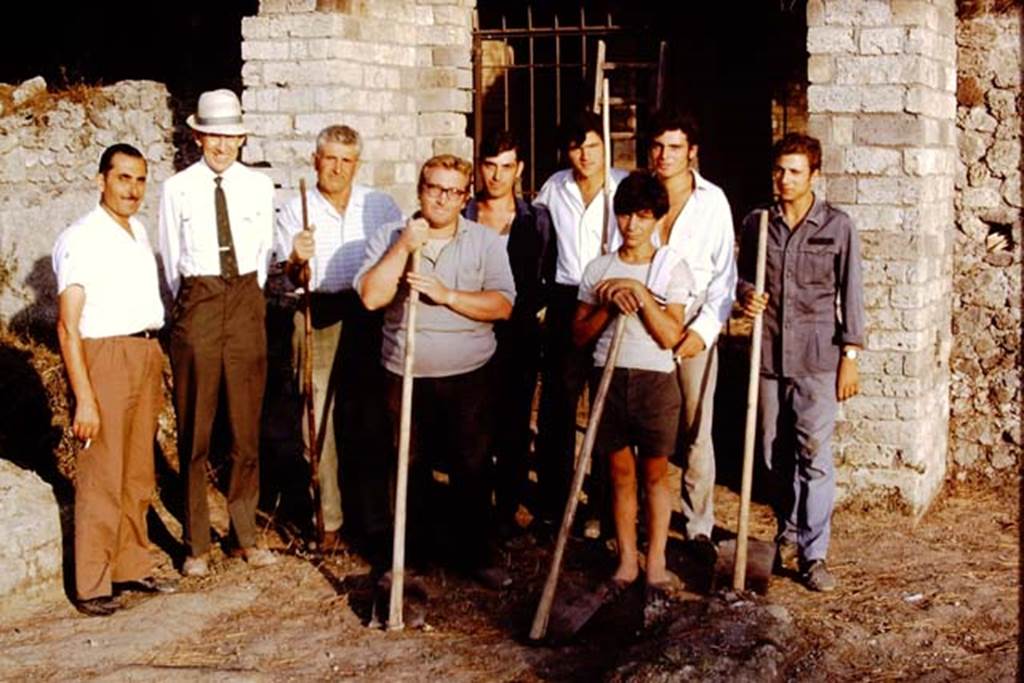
[758,372,838,562]
[675,345,718,539]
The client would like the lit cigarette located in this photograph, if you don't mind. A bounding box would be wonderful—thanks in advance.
[83,439,92,450]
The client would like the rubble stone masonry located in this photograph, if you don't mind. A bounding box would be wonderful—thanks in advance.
[951,1,1022,482]
[0,80,175,324]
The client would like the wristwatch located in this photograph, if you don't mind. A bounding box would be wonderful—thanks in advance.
[842,348,859,360]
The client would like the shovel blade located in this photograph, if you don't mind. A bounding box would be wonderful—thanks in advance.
[546,579,630,642]
[714,538,776,595]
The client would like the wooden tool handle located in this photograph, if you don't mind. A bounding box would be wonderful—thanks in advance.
[530,313,628,640]
[388,248,421,631]
[733,209,769,591]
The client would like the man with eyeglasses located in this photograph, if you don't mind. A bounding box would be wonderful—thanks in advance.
[355,154,517,589]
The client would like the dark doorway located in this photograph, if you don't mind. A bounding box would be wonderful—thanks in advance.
[473,0,808,215]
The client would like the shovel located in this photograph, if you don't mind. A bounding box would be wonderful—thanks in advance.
[715,209,775,594]
[529,314,628,642]
[387,248,422,631]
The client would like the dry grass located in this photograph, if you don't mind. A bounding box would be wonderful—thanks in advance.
[0,81,112,124]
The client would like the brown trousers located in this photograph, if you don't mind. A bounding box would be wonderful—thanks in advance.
[170,273,267,556]
[75,336,163,600]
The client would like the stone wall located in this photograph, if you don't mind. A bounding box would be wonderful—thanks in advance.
[241,0,474,226]
[806,0,958,514]
[0,80,176,327]
[951,1,1022,481]
[0,459,62,609]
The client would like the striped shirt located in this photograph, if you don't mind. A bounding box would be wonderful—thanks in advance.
[274,184,402,292]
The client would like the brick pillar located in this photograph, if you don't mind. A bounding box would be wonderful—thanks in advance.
[240,0,474,216]
[806,0,957,515]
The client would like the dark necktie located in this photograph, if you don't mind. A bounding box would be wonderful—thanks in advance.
[214,176,238,278]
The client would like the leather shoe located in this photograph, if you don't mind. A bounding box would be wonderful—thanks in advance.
[320,530,344,553]
[686,534,718,566]
[473,565,512,590]
[113,576,179,595]
[243,547,278,567]
[182,555,209,577]
[77,596,122,617]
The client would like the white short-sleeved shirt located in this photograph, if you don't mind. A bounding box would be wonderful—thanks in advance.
[52,205,165,339]
[158,160,275,296]
[533,168,629,286]
[274,184,402,292]
[578,249,695,373]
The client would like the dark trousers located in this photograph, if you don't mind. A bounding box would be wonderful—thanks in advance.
[492,321,541,524]
[171,273,267,555]
[535,284,606,523]
[384,363,496,569]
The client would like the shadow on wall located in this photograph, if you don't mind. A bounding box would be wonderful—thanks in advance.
[9,257,58,345]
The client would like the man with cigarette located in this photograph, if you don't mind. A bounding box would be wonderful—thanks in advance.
[355,154,516,588]
[54,143,177,616]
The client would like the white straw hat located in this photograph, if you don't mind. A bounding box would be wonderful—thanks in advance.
[186,89,247,136]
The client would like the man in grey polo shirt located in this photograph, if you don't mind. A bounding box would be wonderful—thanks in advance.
[355,154,516,588]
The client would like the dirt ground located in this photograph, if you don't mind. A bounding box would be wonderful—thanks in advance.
[1,476,1017,682]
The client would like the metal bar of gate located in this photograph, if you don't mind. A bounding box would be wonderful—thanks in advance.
[527,4,536,196]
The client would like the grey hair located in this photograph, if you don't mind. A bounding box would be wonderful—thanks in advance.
[315,125,362,156]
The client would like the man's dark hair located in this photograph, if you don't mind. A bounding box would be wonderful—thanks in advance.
[480,130,521,160]
[614,170,670,219]
[560,110,603,150]
[648,109,701,147]
[98,143,145,176]
[772,132,822,172]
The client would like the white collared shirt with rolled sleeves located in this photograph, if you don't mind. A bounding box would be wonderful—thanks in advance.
[658,169,737,347]
[52,205,165,339]
[158,160,275,297]
[533,167,629,286]
[274,184,402,293]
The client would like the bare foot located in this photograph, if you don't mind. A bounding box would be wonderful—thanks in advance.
[612,561,640,584]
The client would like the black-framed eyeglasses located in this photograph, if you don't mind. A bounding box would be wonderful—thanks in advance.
[421,182,468,202]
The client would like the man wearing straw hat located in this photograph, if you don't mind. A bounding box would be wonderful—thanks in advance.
[738,133,865,592]
[355,154,516,589]
[159,88,277,576]
[275,124,401,553]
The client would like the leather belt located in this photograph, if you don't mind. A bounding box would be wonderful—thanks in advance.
[127,329,158,339]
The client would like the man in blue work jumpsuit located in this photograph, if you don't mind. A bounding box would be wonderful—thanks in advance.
[738,133,865,592]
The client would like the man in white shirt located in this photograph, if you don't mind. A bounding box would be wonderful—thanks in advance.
[276,124,401,553]
[159,89,276,576]
[648,109,737,563]
[533,111,628,536]
[54,144,176,616]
